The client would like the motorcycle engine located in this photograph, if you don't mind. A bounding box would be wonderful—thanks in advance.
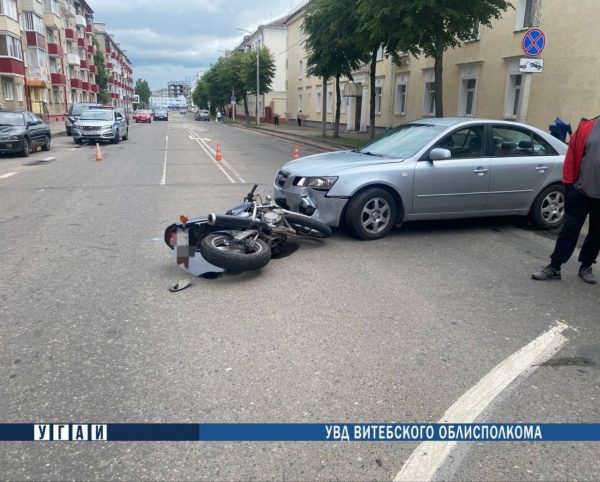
[261,210,284,227]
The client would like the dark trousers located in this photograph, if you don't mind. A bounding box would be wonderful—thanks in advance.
[550,186,600,269]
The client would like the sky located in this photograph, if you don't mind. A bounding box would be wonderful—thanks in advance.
[91,0,304,91]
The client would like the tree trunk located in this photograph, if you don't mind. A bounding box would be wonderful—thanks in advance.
[322,77,327,137]
[242,92,250,121]
[434,37,444,118]
[369,47,378,140]
[334,75,341,138]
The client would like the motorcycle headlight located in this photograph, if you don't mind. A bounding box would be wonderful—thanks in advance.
[295,176,338,190]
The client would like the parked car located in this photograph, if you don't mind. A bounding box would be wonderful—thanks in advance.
[65,102,104,135]
[195,109,210,121]
[134,110,152,123]
[180,109,188,115]
[0,110,51,157]
[274,118,568,240]
[154,109,169,121]
[71,108,128,144]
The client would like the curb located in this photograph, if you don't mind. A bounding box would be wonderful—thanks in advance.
[227,123,346,152]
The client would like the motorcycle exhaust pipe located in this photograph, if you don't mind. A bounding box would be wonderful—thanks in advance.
[207,213,267,230]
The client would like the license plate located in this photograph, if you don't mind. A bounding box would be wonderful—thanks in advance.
[84,131,100,136]
[172,226,224,276]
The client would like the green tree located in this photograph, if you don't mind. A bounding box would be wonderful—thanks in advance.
[360,0,511,117]
[135,78,151,106]
[93,37,110,105]
[240,47,275,122]
[304,0,363,137]
[192,79,209,109]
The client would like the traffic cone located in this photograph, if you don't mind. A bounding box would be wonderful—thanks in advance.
[215,144,222,162]
[95,143,103,161]
[293,144,300,160]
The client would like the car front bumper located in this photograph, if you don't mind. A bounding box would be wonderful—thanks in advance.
[72,129,117,141]
[273,182,348,227]
[0,139,24,153]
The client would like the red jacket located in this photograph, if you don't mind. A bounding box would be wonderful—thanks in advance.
[563,118,596,184]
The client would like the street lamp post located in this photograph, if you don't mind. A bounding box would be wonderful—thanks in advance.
[237,28,260,126]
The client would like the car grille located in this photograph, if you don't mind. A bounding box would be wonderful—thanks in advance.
[275,171,289,187]
[80,126,101,131]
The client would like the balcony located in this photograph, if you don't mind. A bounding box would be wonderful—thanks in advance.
[0,58,25,77]
[91,84,99,93]
[47,43,63,57]
[87,44,94,54]
[67,53,81,65]
[70,78,83,89]
[26,32,47,50]
[82,81,90,91]
[77,37,87,48]
[89,64,97,74]
[50,72,66,85]
[86,24,93,34]
[80,59,88,69]
[110,93,120,99]
[75,14,86,26]
[65,28,76,41]
[106,62,113,69]
[44,11,61,30]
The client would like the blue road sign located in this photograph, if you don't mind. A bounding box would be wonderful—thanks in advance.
[231,95,237,103]
[522,28,545,57]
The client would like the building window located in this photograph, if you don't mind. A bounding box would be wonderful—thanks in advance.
[517,0,538,29]
[459,78,477,116]
[0,34,24,60]
[299,60,303,79]
[44,0,60,15]
[16,82,23,101]
[305,86,312,113]
[396,83,407,115]
[23,12,46,34]
[326,86,333,113]
[376,45,384,62]
[316,86,322,114]
[0,0,18,20]
[468,21,481,41]
[297,88,303,111]
[505,74,523,118]
[340,84,347,114]
[375,86,383,115]
[424,81,436,116]
[3,79,14,100]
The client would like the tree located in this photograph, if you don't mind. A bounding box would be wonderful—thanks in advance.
[240,47,275,122]
[361,0,511,117]
[303,0,364,138]
[192,79,209,109]
[93,37,110,105]
[135,78,151,106]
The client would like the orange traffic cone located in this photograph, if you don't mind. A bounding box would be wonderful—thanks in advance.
[215,144,222,162]
[95,143,103,161]
[293,144,300,160]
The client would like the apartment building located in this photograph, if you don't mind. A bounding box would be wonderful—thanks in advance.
[235,17,287,122]
[94,22,133,114]
[1,0,132,121]
[285,0,600,133]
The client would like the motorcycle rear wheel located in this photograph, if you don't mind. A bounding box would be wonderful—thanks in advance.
[199,233,271,272]
[285,212,332,238]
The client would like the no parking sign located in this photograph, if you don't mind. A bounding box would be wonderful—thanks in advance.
[522,28,546,57]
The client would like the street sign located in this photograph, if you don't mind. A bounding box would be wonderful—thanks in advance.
[519,58,544,73]
[231,100,237,105]
[522,28,546,57]
[231,95,237,103]
[132,94,140,104]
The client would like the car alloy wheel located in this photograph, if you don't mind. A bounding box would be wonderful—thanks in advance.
[541,190,564,224]
[361,197,392,235]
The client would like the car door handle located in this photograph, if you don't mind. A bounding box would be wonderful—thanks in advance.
[473,168,488,174]
[536,165,549,171]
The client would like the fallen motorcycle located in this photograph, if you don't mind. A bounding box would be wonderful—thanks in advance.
[164,183,331,276]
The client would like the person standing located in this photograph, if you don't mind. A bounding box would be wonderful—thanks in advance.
[532,117,600,284]
[297,110,302,127]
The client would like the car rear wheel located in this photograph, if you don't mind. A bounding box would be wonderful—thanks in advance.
[122,128,128,141]
[21,138,30,157]
[530,184,565,229]
[42,135,51,151]
[345,188,398,240]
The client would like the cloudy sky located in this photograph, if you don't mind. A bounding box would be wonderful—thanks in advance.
[91,0,303,90]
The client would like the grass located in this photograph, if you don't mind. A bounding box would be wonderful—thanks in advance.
[316,136,369,148]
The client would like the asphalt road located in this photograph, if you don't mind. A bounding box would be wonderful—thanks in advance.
[0,114,599,481]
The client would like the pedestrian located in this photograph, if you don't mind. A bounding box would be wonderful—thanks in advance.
[532,116,600,284]
[216,111,222,123]
[297,110,302,127]
[549,117,573,143]
[274,114,279,126]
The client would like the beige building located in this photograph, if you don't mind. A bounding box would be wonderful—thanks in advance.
[285,0,600,133]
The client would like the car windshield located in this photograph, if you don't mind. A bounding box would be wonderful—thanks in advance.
[71,104,97,116]
[79,110,113,121]
[0,112,25,126]
[358,123,447,158]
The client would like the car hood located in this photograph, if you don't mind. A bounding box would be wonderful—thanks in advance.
[281,150,403,176]
[75,120,114,127]
[0,126,25,135]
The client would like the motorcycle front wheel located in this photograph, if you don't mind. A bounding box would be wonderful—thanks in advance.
[285,212,332,238]
[199,233,271,272]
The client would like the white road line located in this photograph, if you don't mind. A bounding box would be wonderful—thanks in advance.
[394,321,569,482]
[190,133,236,183]
[160,135,168,185]
[42,157,55,161]
[188,128,246,183]
[0,172,17,179]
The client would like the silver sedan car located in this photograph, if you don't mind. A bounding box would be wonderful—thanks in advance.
[274,118,567,240]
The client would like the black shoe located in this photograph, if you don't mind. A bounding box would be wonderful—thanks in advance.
[578,267,597,284]
[532,266,561,280]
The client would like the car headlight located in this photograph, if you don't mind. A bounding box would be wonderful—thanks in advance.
[6,135,20,140]
[295,176,338,190]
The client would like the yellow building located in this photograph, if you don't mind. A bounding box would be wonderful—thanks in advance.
[285,0,600,133]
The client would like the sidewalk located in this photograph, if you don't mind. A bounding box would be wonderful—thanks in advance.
[227,119,372,151]
[48,121,67,138]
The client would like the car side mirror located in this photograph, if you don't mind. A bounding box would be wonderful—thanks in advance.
[26,121,35,127]
[429,148,451,161]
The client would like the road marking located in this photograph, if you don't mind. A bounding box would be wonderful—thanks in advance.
[160,135,168,185]
[394,321,569,482]
[42,157,55,161]
[0,172,18,179]
[187,127,246,183]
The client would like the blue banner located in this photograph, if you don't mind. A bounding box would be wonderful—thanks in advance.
[1,423,599,442]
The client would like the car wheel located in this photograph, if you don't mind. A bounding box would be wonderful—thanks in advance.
[42,135,51,151]
[66,128,71,135]
[345,188,398,240]
[21,138,30,157]
[530,184,565,229]
[122,128,128,141]
[113,131,120,144]
[74,138,82,145]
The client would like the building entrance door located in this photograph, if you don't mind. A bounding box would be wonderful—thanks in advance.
[354,96,362,131]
